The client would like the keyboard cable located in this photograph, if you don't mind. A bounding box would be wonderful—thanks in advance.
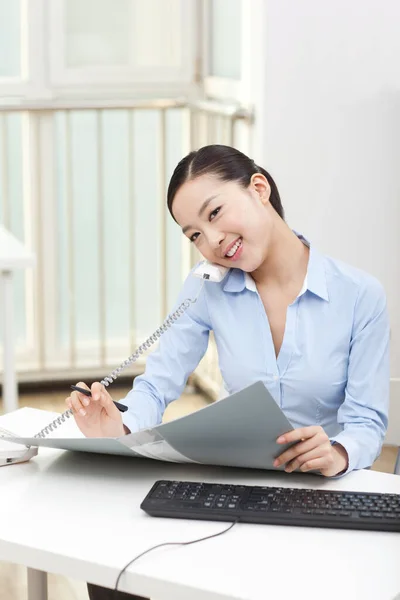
[113,518,239,598]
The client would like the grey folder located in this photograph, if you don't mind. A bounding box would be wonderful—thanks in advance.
[7,381,296,471]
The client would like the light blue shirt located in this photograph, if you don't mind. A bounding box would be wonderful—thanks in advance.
[122,235,390,475]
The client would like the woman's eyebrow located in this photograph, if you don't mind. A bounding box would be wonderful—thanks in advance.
[182,194,219,234]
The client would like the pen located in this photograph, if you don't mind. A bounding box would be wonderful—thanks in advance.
[70,385,128,412]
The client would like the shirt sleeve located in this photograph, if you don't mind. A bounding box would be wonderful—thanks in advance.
[330,277,390,475]
[121,270,211,433]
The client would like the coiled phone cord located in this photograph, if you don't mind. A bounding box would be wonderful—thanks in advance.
[34,281,205,439]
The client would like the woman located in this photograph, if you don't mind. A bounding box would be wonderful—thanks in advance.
[69,145,390,600]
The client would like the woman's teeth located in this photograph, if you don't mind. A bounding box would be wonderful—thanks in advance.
[226,238,242,257]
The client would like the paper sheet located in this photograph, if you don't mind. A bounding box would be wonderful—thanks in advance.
[0,382,296,470]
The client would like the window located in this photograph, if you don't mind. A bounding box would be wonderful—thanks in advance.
[0,0,22,78]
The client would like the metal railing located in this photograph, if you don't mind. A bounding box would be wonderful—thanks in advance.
[0,98,253,399]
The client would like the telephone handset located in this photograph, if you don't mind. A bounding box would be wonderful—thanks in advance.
[31,261,230,440]
[192,260,229,283]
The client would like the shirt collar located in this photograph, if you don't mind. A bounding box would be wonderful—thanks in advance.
[222,232,329,302]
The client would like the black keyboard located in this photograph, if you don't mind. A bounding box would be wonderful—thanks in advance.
[141,480,400,533]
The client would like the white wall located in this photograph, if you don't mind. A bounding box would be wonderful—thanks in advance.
[253,0,400,443]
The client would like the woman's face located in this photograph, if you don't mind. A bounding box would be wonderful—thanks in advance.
[172,173,275,272]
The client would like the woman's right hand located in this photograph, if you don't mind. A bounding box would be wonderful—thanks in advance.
[66,381,127,438]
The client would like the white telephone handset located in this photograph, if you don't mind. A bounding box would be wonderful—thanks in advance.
[192,260,229,283]
[29,260,230,441]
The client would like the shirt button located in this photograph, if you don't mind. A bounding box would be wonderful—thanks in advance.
[273,375,279,381]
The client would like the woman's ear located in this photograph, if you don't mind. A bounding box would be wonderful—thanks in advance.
[249,173,271,205]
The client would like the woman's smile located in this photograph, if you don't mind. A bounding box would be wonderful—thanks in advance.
[223,237,243,261]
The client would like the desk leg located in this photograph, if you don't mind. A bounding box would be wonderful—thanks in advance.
[27,568,48,600]
[1,270,18,412]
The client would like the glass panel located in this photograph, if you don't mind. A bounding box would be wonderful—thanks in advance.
[132,110,163,339]
[0,0,21,77]
[55,110,134,354]
[101,110,131,348]
[65,0,132,67]
[54,112,69,349]
[54,107,188,356]
[69,111,101,351]
[209,0,241,79]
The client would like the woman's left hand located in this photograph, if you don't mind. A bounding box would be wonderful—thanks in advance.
[273,425,349,477]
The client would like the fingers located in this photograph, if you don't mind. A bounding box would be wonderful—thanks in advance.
[274,429,327,467]
[276,425,324,445]
[300,457,330,474]
[65,381,118,421]
[91,381,105,401]
[65,381,91,417]
[75,381,90,392]
[90,382,119,419]
[284,442,332,472]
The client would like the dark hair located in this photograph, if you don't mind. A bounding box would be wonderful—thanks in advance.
[167,144,284,221]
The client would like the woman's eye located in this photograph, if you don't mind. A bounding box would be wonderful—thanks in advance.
[190,232,200,243]
[209,207,221,220]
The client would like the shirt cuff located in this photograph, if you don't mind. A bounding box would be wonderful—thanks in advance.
[329,432,360,477]
[122,410,141,435]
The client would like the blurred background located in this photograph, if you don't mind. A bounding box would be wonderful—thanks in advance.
[0,1,399,456]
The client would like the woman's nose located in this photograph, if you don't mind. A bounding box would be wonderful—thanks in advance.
[208,233,225,249]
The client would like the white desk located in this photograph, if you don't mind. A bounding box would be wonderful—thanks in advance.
[0,449,399,600]
[0,225,35,412]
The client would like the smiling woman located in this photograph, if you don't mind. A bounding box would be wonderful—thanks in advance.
[71,144,390,600]
[68,142,389,475]
[168,147,287,278]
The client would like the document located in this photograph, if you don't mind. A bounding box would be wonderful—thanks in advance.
[0,381,295,471]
